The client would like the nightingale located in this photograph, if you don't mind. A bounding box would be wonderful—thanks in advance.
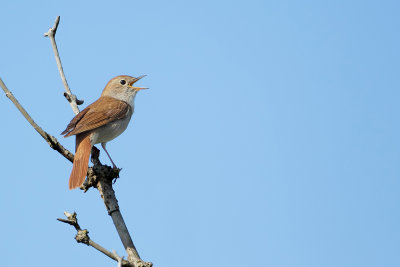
[61,75,147,189]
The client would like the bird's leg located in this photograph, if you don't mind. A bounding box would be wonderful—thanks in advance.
[101,142,118,169]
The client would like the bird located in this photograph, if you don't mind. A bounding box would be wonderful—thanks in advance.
[61,75,147,189]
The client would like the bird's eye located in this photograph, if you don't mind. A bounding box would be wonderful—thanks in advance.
[120,80,126,85]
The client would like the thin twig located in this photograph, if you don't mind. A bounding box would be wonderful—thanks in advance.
[0,78,74,163]
[44,16,82,115]
[57,212,130,266]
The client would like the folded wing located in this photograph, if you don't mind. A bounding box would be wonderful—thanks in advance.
[61,96,131,137]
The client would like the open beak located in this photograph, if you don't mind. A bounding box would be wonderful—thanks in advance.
[133,87,149,91]
[129,75,148,91]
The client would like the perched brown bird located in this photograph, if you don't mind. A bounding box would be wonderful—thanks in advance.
[61,75,147,189]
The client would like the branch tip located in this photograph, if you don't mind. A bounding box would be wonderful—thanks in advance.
[44,16,60,37]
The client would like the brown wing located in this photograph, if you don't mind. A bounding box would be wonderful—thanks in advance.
[61,96,131,137]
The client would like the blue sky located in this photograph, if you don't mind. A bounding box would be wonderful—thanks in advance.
[0,1,399,266]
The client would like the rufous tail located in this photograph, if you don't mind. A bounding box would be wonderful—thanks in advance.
[69,132,92,189]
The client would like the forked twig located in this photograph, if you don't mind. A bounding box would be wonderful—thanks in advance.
[44,16,82,115]
[57,212,130,266]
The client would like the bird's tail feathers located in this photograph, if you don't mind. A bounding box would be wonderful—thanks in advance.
[69,132,92,190]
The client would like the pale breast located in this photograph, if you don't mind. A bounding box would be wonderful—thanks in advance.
[91,114,132,144]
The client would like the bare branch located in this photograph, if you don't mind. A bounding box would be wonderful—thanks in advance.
[90,149,137,254]
[44,16,83,115]
[1,16,153,267]
[0,78,74,163]
[58,212,130,266]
